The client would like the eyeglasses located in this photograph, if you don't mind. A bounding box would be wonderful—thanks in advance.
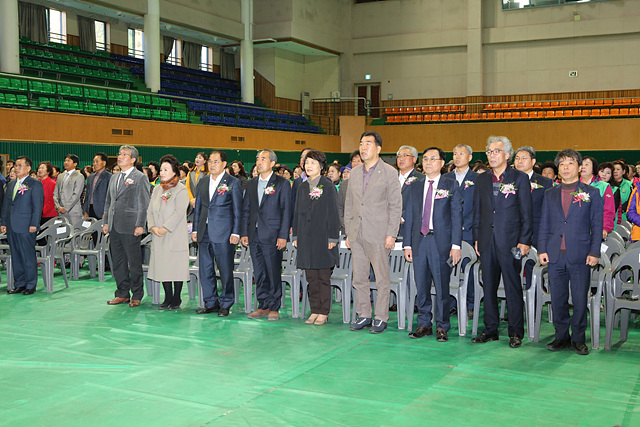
[423,157,442,163]
[486,149,504,156]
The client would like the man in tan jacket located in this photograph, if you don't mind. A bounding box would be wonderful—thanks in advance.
[345,131,402,333]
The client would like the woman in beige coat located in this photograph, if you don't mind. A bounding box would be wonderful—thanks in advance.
[147,155,190,310]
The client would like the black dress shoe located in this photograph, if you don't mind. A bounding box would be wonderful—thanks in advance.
[547,339,571,351]
[158,303,170,310]
[196,306,219,314]
[471,332,499,343]
[22,289,35,295]
[408,326,433,339]
[389,304,398,312]
[436,328,448,342]
[509,335,522,348]
[8,287,26,294]
[218,308,230,317]
[572,341,589,355]
[450,307,458,316]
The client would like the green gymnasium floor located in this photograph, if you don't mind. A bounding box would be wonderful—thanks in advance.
[2,270,640,426]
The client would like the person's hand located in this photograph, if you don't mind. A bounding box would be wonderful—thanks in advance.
[450,248,461,265]
[517,243,530,256]
[190,198,196,208]
[102,224,109,235]
[191,232,198,242]
[586,255,599,267]
[404,248,413,262]
[539,253,549,266]
[384,235,396,250]
[241,236,249,246]
[276,238,287,250]
[83,212,89,218]
[156,227,168,237]
[229,235,239,245]
[133,226,144,236]
[328,242,336,250]
[602,230,608,239]
[475,241,480,257]
[0,226,6,234]
[29,226,37,233]
[58,207,67,214]
[293,240,297,248]
[345,236,351,249]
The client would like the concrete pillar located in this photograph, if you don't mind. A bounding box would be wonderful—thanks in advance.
[240,0,254,103]
[144,0,161,92]
[467,0,483,96]
[0,0,20,74]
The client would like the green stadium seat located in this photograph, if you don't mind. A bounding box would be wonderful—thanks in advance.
[97,89,107,100]
[31,59,42,68]
[85,103,97,114]
[26,48,36,55]
[120,92,130,102]
[11,79,27,91]
[43,83,55,94]
[96,104,107,114]
[19,46,27,54]
[34,49,44,57]
[70,86,83,97]
[38,97,52,109]
[53,53,62,60]
[50,63,60,72]
[16,95,28,107]
[58,84,71,96]
[58,99,70,110]
[0,78,9,89]
[44,51,53,59]
[0,94,6,104]
[40,61,51,70]
[69,101,83,112]
[30,81,43,92]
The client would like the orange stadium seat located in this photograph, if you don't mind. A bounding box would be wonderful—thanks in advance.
[542,102,551,109]
[529,111,538,119]
[550,101,559,109]
[563,110,572,117]
[632,98,640,106]
[619,108,629,116]
[558,101,567,108]
[610,108,619,116]
[555,110,564,117]
[423,114,432,121]
[600,108,610,116]
[486,112,495,120]
[594,99,604,107]
[576,100,586,107]
[630,108,639,115]
[463,113,471,120]
[586,100,595,106]
[520,111,529,119]
[471,113,480,120]
[525,102,534,109]
[533,102,542,109]
[567,100,577,108]
[603,99,613,106]
[495,112,503,120]
[503,112,512,119]
[590,109,601,117]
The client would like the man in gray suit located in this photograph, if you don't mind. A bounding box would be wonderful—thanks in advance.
[83,152,112,219]
[53,154,85,226]
[103,145,150,307]
[345,131,402,333]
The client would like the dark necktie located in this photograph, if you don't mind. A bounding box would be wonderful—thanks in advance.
[421,180,434,235]
[117,173,125,191]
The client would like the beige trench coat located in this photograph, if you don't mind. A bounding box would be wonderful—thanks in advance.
[147,182,190,282]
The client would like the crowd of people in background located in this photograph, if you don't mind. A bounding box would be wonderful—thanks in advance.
[1,135,640,356]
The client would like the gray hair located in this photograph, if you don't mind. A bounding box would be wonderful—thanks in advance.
[514,146,536,160]
[119,145,139,161]
[453,144,473,155]
[486,136,514,161]
[258,149,277,163]
[397,145,418,158]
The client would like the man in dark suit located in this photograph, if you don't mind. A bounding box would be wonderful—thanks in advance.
[192,150,243,317]
[444,143,478,319]
[538,149,603,356]
[103,145,150,307]
[404,147,462,342]
[471,136,533,348]
[1,156,44,295]
[83,152,112,220]
[241,149,291,321]
[397,145,423,241]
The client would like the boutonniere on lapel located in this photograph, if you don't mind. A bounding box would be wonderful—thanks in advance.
[264,184,275,195]
[17,183,29,195]
[499,183,517,198]
[161,192,172,202]
[570,188,591,206]
[434,189,451,200]
[464,180,474,190]
[217,183,230,195]
[405,177,418,185]
[124,178,134,186]
[309,185,323,200]
[530,181,543,191]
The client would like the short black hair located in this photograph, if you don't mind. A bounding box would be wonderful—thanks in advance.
[350,150,361,162]
[16,156,33,168]
[95,152,108,162]
[360,131,383,147]
[147,161,160,174]
[553,149,582,167]
[66,154,79,165]
[160,155,180,176]
[303,150,328,174]
[53,165,61,173]
[582,156,599,175]
[541,161,558,175]
[209,150,227,163]
[423,147,446,161]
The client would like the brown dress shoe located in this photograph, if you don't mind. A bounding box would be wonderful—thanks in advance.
[268,311,280,321]
[107,297,130,305]
[247,309,270,319]
[129,300,141,307]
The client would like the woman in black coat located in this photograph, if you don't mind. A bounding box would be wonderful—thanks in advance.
[292,150,340,325]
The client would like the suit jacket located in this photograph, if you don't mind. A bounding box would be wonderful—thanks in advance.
[1,176,44,233]
[193,172,243,243]
[444,168,478,242]
[403,175,462,257]
[83,170,112,218]
[399,168,424,239]
[538,182,603,264]
[337,177,349,231]
[103,168,151,234]
[529,172,554,248]
[241,173,291,244]
[344,160,402,244]
[53,169,85,218]
[473,167,533,253]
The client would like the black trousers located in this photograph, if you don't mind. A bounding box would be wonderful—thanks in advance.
[109,230,144,300]
[306,268,332,315]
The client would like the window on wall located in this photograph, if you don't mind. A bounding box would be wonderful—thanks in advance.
[201,46,213,72]
[95,20,110,51]
[128,28,144,59]
[502,0,617,10]
[47,8,67,44]
[167,40,182,66]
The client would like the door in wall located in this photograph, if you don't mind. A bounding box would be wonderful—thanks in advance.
[355,83,381,118]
